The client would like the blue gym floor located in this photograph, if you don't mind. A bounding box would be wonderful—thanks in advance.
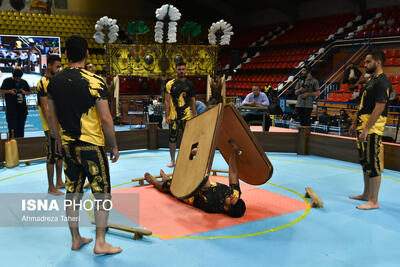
[1,149,400,267]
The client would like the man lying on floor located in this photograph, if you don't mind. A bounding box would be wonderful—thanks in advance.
[144,140,246,218]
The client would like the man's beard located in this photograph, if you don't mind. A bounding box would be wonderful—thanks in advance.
[366,63,376,74]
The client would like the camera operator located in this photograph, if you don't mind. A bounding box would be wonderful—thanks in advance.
[295,66,320,126]
[0,68,31,137]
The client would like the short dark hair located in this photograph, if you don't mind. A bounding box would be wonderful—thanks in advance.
[47,54,61,65]
[176,61,186,67]
[252,83,261,88]
[12,68,23,77]
[367,49,385,64]
[228,199,246,218]
[303,65,312,73]
[65,35,88,63]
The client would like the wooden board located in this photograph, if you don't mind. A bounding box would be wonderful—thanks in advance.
[305,187,323,208]
[20,157,46,165]
[91,221,152,240]
[171,104,223,199]
[216,104,273,185]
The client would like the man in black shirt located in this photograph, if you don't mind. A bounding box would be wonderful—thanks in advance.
[144,140,246,218]
[47,35,121,254]
[349,49,392,210]
[165,62,197,167]
[0,69,30,137]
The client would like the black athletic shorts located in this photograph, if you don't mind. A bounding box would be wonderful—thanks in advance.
[44,131,62,164]
[356,132,384,177]
[169,119,187,143]
[62,141,111,195]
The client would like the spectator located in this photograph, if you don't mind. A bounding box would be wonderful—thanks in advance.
[295,66,320,126]
[84,62,95,73]
[339,109,352,129]
[20,51,28,68]
[268,95,283,116]
[0,68,31,137]
[318,107,331,125]
[148,96,164,129]
[241,84,271,131]
[196,100,207,115]
[343,63,362,91]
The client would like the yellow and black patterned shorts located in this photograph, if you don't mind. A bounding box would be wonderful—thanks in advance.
[169,119,187,143]
[356,132,384,177]
[44,131,62,164]
[62,141,111,195]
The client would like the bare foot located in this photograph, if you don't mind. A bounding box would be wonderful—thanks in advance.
[144,172,155,185]
[356,201,379,210]
[56,181,65,189]
[94,242,122,255]
[160,169,169,182]
[349,194,368,201]
[167,162,175,167]
[48,188,64,195]
[71,236,93,250]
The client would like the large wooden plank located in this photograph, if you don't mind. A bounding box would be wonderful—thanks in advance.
[383,143,400,171]
[115,130,148,150]
[216,104,273,185]
[16,136,46,160]
[253,132,297,153]
[171,104,223,199]
[308,134,359,163]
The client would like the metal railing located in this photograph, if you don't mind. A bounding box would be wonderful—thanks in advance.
[279,34,400,100]
[316,42,369,100]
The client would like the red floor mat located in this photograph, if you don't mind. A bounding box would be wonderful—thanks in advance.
[111,176,306,239]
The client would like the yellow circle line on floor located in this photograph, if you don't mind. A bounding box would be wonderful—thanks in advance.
[2,155,399,239]
[0,169,45,182]
[2,156,399,183]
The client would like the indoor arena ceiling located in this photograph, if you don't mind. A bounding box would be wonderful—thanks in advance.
[143,0,367,28]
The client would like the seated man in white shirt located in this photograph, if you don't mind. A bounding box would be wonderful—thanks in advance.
[240,84,271,131]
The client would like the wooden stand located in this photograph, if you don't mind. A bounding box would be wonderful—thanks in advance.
[147,122,158,150]
[20,156,46,166]
[91,221,152,240]
[304,187,323,208]
[211,169,229,175]
[297,126,311,155]
[170,103,273,199]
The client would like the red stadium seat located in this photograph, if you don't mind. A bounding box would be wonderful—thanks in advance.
[338,83,349,92]
[394,84,400,94]
[385,58,395,66]
[392,75,400,84]
[386,50,396,58]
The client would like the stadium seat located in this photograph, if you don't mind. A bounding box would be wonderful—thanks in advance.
[392,75,400,84]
